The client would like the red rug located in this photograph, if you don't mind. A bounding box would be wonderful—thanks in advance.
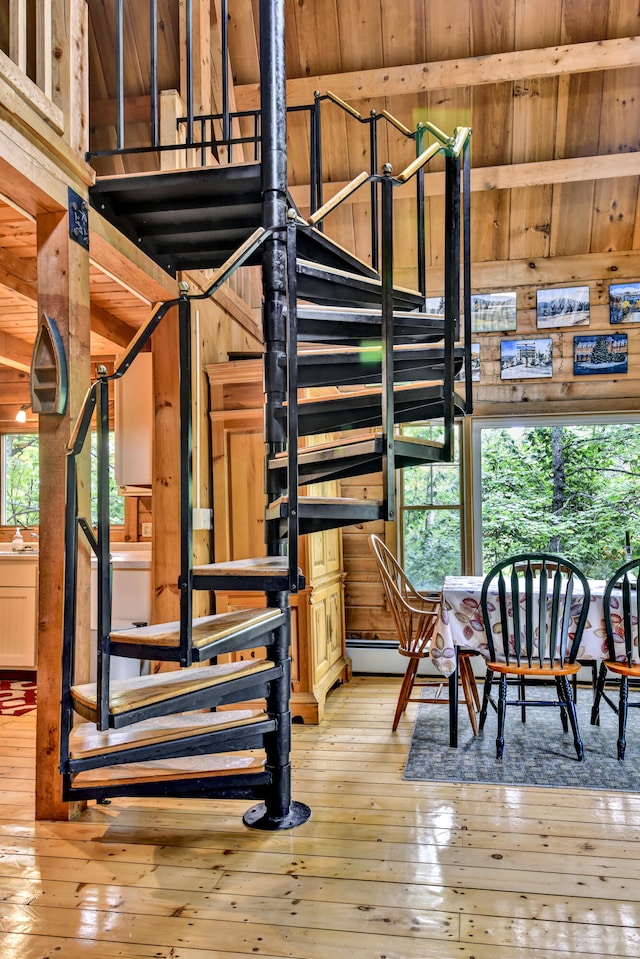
[0,680,37,716]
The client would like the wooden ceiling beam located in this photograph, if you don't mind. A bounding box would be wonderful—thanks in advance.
[288,152,640,209]
[89,303,139,349]
[235,35,640,109]
[88,208,176,302]
[0,330,34,372]
[0,247,37,301]
[0,248,139,349]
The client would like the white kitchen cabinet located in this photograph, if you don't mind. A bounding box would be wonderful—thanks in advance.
[0,557,38,670]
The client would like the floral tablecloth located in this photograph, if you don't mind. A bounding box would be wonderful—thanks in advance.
[431,574,623,678]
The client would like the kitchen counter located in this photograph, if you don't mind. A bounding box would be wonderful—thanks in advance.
[0,546,38,558]
[91,546,151,570]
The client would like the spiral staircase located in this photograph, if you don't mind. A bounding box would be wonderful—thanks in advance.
[59,4,472,830]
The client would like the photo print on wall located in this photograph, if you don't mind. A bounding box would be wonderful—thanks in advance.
[454,343,480,381]
[610,282,640,324]
[471,292,517,333]
[500,338,553,380]
[536,285,590,328]
[573,333,628,376]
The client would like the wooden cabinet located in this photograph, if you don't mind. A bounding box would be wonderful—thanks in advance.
[0,558,38,670]
[206,359,351,723]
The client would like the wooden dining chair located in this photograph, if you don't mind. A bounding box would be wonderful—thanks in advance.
[478,552,590,761]
[591,557,640,759]
[369,534,480,733]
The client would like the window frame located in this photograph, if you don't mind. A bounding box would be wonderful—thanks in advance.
[397,418,472,587]
[0,427,127,530]
[471,411,640,574]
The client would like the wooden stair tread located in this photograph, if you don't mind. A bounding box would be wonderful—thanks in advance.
[70,752,265,789]
[69,709,268,759]
[71,659,273,719]
[271,433,441,462]
[296,343,452,357]
[296,257,421,297]
[192,555,289,577]
[93,160,260,185]
[291,381,442,406]
[296,305,442,319]
[268,495,381,508]
[272,433,379,458]
[111,608,281,648]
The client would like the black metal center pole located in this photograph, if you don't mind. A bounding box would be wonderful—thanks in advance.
[243,0,311,831]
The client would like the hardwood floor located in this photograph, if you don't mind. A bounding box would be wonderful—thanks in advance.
[1,675,639,957]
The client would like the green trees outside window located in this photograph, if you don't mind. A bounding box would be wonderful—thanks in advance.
[3,433,124,528]
[400,424,462,591]
[4,435,39,527]
[480,422,640,578]
[401,420,640,588]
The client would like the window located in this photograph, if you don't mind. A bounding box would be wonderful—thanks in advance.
[474,416,640,579]
[1,432,125,527]
[3,435,39,526]
[400,423,464,591]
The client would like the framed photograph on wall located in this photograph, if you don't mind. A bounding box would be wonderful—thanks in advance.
[471,292,517,333]
[454,343,480,382]
[536,285,590,328]
[609,282,640,324]
[500,338,552,380]
[424,296,445,316]
[573,333,628,376]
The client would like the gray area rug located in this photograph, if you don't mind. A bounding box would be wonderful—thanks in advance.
[404,686,640,791]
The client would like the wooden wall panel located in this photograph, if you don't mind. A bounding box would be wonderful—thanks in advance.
[469,190,511,267]
[591,177,640,254]
[550,181,596,256]
[471,84,513,167]
[380,0,426,67]
[561,0,611,42]
[515,0,562,46]
[508,185,552,260]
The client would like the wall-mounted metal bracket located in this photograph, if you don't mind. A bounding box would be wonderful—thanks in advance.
[68,188,89,250]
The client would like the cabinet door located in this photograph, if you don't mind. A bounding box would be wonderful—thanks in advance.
[0,586,37,668]
[326,580,344,668]
[310,590,330,684]
[211,412,265,562]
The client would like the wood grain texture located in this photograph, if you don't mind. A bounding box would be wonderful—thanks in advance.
[1,678,639,957]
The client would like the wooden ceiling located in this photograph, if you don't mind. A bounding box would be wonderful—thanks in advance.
[0,0,638,397]
[251,0,640,287]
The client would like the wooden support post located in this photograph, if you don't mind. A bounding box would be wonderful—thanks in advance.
[35,206,91,821]
[51,0,89,158]
[159,90,187,171]
[36,0,53,101]
[151,302,182,644]
[9,0,28,75]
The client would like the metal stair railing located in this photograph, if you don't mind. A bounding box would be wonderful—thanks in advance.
[60,226,278,756]
[286,125,472,522]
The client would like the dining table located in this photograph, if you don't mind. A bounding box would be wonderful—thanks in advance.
[435,574,615,747]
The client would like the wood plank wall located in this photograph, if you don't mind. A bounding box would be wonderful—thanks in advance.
[343,246,640,645]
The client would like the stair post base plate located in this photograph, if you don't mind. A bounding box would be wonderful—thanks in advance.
[243,800,312,831]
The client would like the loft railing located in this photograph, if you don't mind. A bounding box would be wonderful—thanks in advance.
[0,0,52,99]
[0,0,64,133]
[86,1,452,290]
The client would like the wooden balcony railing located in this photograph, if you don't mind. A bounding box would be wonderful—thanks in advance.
[0,0,63,133]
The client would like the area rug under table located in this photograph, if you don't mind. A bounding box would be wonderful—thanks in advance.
[0,680,37,716]
[404,690,640,792]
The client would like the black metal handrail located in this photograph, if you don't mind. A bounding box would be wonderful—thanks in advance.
[287,125,472,521]
[60,224,278,748]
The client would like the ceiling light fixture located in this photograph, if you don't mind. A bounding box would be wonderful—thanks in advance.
[16,404,28,424]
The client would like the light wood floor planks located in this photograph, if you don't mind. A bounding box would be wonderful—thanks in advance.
[0,676,639,957]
